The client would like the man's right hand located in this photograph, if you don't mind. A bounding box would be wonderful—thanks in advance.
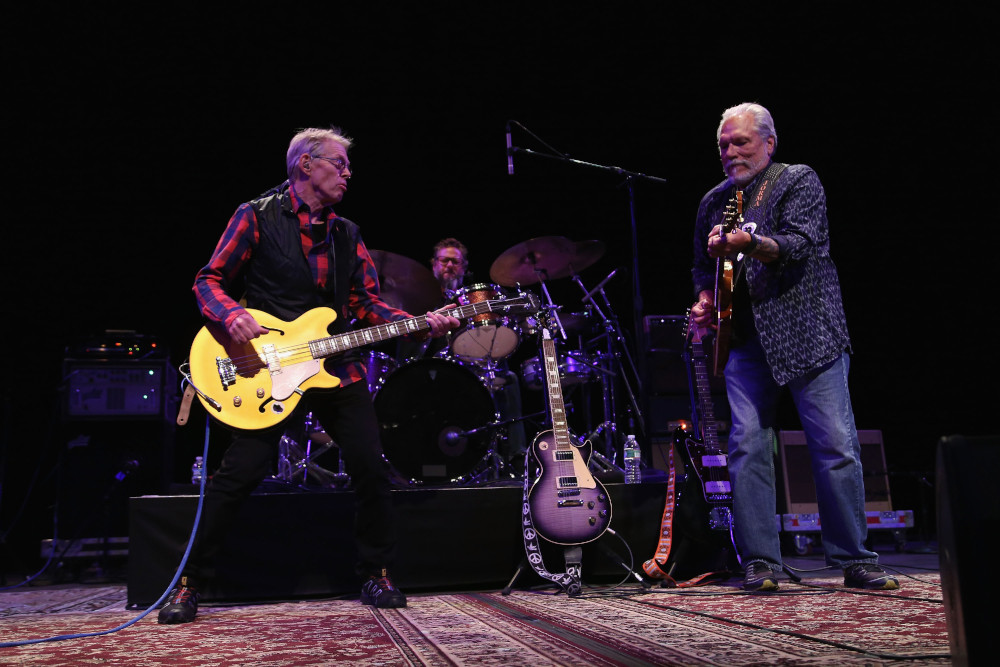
[227,311,270,344]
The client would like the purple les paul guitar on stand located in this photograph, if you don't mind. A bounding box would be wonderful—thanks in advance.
[527,327,611,545]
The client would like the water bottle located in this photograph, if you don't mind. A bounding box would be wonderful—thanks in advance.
[191,456,205,485]
[624,435,641,484]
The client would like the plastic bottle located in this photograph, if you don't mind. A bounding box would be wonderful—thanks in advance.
[624,435,641,484]
[191,456,205,485]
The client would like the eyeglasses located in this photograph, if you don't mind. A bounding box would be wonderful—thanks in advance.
[313,155,352,175]
[434,256,464,265]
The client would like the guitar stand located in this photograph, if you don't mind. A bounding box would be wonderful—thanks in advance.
[500,547,584,597]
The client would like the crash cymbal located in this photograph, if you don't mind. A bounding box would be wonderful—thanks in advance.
[571,240,606,273]
[369,249,443,315]
[489,236,576,286]
[489,237,607,286]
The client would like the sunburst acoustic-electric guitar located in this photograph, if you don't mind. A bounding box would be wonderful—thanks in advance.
[187,293,538,431]
[526,326,611,545]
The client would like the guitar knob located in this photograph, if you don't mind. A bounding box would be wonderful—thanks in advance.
[589,517,596,526]
[233,396,242,407]
[256,387,266,399]
[599,510,609,518]
[587,501,595,509]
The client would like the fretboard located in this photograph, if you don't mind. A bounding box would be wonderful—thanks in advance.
[690,339,721,453]
[308,300,494,359]
[542,334,572,451]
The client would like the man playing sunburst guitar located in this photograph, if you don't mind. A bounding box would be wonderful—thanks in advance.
[158,127,459,624]
[689,103,898,593]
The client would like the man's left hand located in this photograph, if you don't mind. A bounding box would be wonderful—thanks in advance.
[426,304,461,337]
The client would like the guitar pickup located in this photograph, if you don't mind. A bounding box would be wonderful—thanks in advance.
[701,454,727,467]
[705,481,732,494]
[555,451,575,461]
[557,500,584,507]
[557,476,579,488]
[216,357,236,388]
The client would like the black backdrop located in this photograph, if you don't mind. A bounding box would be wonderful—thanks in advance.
[2,5,992,569]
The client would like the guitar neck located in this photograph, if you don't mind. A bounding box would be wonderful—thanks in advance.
[308,300,497,360]
[542,334,573,450]
[689,338,721,451]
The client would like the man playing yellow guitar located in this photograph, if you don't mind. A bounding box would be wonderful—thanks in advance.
[159,127,458,625]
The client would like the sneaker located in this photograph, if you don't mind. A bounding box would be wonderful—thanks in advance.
[157,577,200,624]
[743,561,779,592]
[844,563,900,590]
[360,569,407,608]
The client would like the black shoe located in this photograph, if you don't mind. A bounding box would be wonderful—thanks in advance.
[844,563,900,590]
[360,569,407,608]
[157,577,200,624]
[743,561,779,592]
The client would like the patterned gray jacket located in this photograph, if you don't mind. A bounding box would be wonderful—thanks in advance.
[691,163,852,386]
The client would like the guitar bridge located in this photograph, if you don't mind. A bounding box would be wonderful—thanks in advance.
[709,506,733,531]
[216,357,236,388]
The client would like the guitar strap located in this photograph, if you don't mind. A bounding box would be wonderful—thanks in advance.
[733,161,788,282]
[641,442,731,588]
[519,452,583,596]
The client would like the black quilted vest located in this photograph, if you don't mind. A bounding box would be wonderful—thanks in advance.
[243,189,359,337]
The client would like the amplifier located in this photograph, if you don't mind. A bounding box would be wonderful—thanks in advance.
[62,358,171,419]
[778,429,893,513]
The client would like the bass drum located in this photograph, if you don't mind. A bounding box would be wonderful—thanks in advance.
[374,358,497,485]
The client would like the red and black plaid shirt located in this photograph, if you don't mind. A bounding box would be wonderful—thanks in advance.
[193,185,409,387]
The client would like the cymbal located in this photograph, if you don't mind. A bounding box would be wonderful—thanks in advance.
[369,249,442,315]
[490,236,605,287]
[572,240,606,273]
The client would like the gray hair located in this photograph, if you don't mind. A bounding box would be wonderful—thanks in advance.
[717,103,777,149]
[286,127,353,179]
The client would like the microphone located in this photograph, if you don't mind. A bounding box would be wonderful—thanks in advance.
[582,268,618,302]
[506,122,514,175]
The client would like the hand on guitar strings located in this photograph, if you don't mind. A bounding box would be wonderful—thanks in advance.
[425,304,461,338]
[691,291,716,330]
[707,224,753,259]
[228,310,272,345]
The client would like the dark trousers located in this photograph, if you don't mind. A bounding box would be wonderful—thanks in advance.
[183,380,395,585]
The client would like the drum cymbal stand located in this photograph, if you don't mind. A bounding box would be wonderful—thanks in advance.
[277,412,348,488]
[571,271,646,457]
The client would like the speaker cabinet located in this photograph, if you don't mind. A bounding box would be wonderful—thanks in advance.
[936,434,998,666]
[778,429,893,514]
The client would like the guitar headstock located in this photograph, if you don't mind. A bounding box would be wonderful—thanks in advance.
[722,190,744,235]
[684,307,709,345]
[504,291,542,315]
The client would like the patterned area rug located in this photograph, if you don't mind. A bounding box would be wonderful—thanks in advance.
[0,575,952,666]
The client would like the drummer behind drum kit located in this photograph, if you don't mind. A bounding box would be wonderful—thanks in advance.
[276,236,633,489]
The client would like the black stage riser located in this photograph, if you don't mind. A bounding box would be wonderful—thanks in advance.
[127,482,670,606]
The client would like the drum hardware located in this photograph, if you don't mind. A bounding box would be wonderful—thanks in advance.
[569,269,646,460]
[520,347,599,391]
[444,406,555,485]
[276,412,350,488]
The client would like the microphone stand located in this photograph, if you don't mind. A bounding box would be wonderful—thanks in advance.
[507,121,666,445]
[507,120,667,374]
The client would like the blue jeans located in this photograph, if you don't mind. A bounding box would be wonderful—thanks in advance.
[725,335,877,569]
